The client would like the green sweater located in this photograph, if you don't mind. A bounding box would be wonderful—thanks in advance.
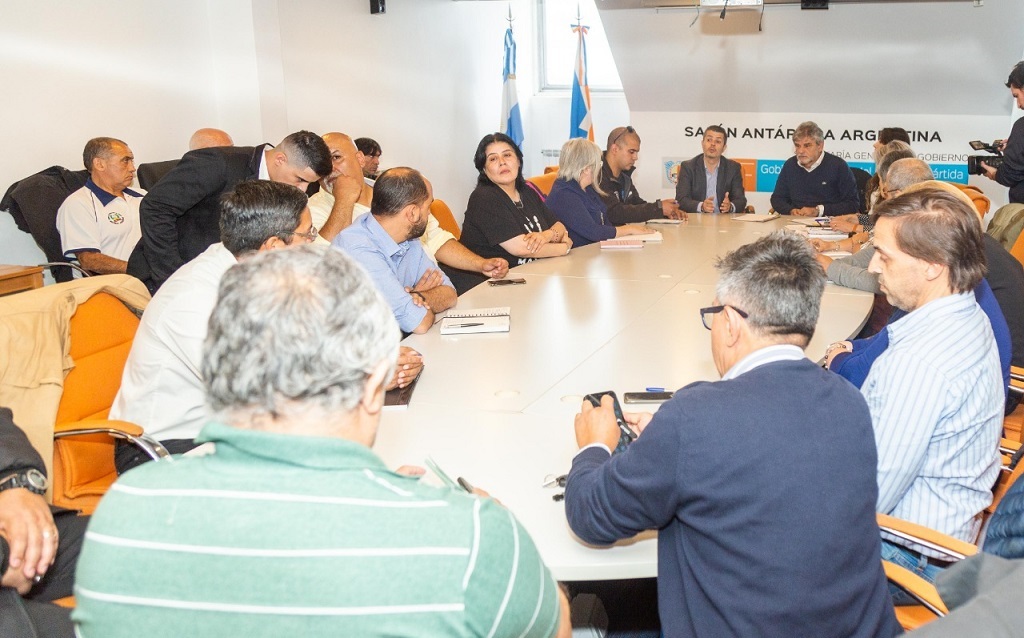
[73,423,560,638]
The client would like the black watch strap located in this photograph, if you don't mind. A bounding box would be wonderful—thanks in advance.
[0,469,48,495]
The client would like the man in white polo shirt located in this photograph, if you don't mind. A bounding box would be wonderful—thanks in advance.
[55,137,143,274]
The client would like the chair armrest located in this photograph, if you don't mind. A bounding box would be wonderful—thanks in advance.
[877,513,978,561]
[881,561,948,617]
[54,419,170,462]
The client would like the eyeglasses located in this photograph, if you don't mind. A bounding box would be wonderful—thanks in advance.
[699,304,748,330]
[610,125,635,147]
[280,225,319,243]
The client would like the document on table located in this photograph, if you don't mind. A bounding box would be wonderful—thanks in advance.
[600,239,643,249]
[440,307,511,335]
[732,212,781,222]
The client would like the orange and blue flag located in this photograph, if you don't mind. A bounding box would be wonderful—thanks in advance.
[569,22,593,141]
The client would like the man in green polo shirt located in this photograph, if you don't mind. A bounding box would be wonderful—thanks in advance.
[72,245,569,637]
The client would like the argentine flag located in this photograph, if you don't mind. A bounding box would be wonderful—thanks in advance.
[569,23,593,141]
[501,28,525,148]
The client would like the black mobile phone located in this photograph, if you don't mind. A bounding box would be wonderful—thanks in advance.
[623,391,674,404]
[584,391,636,454]
[488,278,527,286]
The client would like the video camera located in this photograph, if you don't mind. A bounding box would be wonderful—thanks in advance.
[967,140,1005,175]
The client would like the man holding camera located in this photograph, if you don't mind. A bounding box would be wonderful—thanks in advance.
[981,61,1024,204]
[0,407,86,638]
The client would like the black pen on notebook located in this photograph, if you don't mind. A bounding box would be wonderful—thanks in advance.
[448,322,484,328]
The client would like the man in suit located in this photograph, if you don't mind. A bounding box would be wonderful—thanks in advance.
[675,125,746,214]
[564,231,898,637]
[137,128,234,190]
[127,130,331,291]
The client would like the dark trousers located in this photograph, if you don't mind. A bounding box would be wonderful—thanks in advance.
[115,437,199,474]
[0,509,88,638]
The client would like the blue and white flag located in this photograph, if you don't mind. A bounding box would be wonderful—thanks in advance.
[569,22,593,140]
[500,28,525,147]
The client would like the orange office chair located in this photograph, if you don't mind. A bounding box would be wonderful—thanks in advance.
[0,276,167,514]
[526,172,558,197]
[1007,367,1024,442]
[877,441,1024,631]
[1010,229,1024,267]
[51,292,168,513]
[430,199,461,240]
[877,513,979,630]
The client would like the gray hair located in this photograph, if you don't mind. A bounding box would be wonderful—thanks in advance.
[202,244,400,424]
[876,148,918,183]
[872,139,913,165]
[557,138,606,196]
[714,231,825,344]
[884,158,933,193]
[82,137,127,171]
[793,121,824,144]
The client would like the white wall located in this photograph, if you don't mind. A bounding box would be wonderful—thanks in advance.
[272,0,628,218]
[0,0,265,271]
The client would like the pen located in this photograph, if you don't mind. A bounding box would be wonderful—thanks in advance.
[448,322,484,328]
[645,387,665,392]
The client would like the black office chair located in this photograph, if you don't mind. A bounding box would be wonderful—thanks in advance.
[136,159,179,190]
[1,166,89,283]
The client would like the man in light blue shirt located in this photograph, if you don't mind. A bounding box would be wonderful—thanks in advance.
[863,187,1003,585]
[334,167,456,334]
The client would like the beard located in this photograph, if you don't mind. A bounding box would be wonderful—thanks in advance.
[409,216,428,240]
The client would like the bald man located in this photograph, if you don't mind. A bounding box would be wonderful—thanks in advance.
[188,128,233,150]
[311,132,508,292]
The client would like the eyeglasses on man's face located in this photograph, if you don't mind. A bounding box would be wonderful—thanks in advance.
[280,225,319,243]
[699,304,748,330]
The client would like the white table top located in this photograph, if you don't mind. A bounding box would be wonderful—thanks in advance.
[374,214,873,581]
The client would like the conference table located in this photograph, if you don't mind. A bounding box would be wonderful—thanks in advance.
[372,214,873,582]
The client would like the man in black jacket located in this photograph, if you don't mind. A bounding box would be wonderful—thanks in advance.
[127,130,331,291]
[0,407,87,638]
[598,126,683,224]
[982,61,1024,205]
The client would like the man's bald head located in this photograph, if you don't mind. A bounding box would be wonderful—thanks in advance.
[189,128,234,150]
[321,132,363,185]
[883,158,934,195]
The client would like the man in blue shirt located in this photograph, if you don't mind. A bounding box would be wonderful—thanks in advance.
[564,231,898,637]
[334,167,456,334]
[861,188,1003,585]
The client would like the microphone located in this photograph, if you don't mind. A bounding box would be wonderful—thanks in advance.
[720,0,729,19]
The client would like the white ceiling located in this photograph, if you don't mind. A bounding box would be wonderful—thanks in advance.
[596,0,1023,115]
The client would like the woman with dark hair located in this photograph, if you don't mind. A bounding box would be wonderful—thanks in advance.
[458,133,572,288]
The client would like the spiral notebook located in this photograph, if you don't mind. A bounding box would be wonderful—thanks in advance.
[440,307,511,335]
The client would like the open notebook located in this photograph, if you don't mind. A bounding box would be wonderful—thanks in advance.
[440,307,511,335]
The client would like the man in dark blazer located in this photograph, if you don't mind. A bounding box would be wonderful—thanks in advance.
[675,125,746,214]
[127,130,331,291]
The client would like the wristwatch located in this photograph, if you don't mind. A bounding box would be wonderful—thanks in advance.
[0,469,48,495]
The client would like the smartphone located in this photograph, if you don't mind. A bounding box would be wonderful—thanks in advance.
[623,391,673,404]
[583,391,636,454]
[488,278,526,286]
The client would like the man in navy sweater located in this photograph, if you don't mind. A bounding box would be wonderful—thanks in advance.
[771,121,861,216]
[564,231,898,637]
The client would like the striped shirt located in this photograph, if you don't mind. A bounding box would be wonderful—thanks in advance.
[862,292,1003,555]
[73,423,560,638]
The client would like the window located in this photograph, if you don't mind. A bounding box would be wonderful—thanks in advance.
[538,0,623,92]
